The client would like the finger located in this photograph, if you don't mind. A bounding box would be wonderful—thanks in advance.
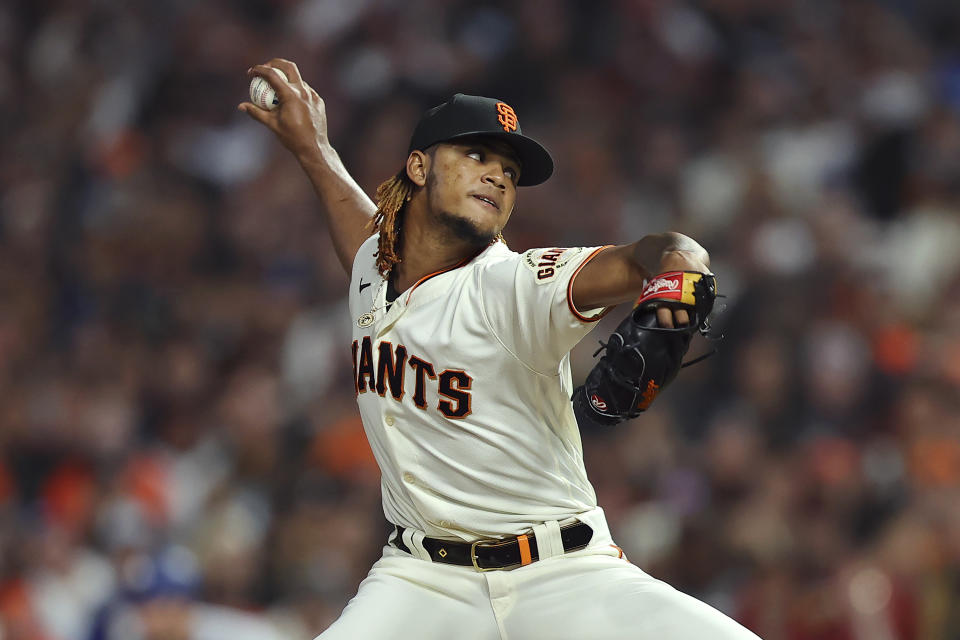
[249,64,297,100]
[237,102,274,126]
[266,58,303,84]
[674,309,690,327]
[656,307,674,328]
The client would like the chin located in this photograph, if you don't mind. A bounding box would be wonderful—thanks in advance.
[435,210,497,247]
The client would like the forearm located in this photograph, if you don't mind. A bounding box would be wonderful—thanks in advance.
[297,143,378,273]
[240,60,379,276]
[570,232,711,310]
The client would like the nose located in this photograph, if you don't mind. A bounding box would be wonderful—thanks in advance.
[482,163,507,190]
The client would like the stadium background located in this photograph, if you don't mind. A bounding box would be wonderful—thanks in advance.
[2,0,960,638]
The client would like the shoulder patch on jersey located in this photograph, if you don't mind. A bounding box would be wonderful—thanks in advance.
[522,247,584,283]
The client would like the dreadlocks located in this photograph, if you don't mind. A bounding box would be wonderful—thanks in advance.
[369,159,509,279]
[369,170,413,279]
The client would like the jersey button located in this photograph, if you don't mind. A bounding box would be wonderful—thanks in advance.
[403,472,416,484]
[385,415,395,427]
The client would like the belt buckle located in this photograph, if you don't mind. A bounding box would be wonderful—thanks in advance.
[470,538,500,572]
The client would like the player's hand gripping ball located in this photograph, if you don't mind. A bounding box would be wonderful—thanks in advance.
[573,271,719,427]
[249,68,288,110]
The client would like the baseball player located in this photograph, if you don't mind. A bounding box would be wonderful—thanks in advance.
[239,59,761,640]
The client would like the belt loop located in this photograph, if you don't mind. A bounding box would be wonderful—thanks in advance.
[517,534,533,566]
[532,520,564,560]
[402,527,432,562]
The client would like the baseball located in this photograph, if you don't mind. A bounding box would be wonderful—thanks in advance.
[249,68,288,111]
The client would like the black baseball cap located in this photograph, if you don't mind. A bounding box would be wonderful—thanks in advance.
[407,93,554,186]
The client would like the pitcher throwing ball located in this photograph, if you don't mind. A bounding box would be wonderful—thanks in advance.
[239,58,761,640]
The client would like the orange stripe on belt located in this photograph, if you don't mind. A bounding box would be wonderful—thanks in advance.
[518,534,532,566]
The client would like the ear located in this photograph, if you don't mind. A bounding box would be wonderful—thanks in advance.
[406,151,429,187]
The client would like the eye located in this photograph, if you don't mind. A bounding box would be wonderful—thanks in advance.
[504,166,519,182]
[467,150,482,161]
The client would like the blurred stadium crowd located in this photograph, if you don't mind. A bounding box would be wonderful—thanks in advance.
[2,0,960,638]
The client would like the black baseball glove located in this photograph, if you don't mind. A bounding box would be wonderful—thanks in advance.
[572,271,718,427]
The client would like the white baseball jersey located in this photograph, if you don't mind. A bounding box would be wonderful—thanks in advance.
[348,234,613,540]
[323,235,762,640]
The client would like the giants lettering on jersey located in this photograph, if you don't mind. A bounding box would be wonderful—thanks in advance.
[351,336,473,419]
[536,248,566,280]
[522,247,582,283]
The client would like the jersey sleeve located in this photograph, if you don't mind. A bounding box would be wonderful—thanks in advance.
[349,233,381,318]
[477,245,614,374]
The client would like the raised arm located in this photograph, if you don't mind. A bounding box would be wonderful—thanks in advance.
[571,232,711,327]
[237,59,376,275]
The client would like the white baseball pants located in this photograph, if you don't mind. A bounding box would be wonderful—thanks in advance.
[315,512,761,640]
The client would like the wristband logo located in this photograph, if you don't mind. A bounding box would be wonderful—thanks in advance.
[644,277,680,296]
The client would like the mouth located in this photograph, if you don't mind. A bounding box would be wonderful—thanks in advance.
[471,194,500,211]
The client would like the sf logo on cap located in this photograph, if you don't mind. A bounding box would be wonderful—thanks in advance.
[496,102,518,132]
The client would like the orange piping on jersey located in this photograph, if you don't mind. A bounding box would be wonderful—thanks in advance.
[567,245,616,323]
[518,534,532,565]
[610,544,624,559]
[404,256,475,304]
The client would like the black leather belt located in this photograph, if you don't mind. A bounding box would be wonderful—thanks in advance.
[392,521,593,571]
